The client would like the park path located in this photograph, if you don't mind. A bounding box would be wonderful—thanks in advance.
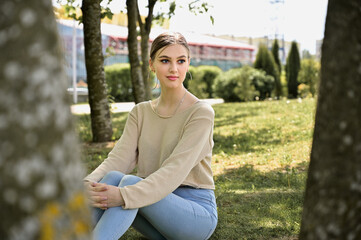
[71,99,224,115]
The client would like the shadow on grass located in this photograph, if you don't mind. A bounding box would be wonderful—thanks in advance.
[213,128,282,155]
[213,103,267,129]
[211,163,307,240]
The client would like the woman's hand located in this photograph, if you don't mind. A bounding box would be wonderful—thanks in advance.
[84,182,124,209]
[103,185,125,208]
[84,182,108,210]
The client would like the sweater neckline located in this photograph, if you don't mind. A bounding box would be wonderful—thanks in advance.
[148,100,201,119]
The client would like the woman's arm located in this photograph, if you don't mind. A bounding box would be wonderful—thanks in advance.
[84,107,140,183]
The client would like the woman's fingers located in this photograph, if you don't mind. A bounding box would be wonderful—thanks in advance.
[90,195,108,202]
[90,182,108,192]
[89,195,108,209]
[91,201,108,209]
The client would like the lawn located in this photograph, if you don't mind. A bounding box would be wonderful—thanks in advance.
[75,98,316,240]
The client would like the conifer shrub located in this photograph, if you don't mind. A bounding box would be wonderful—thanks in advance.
[286,41,301,98]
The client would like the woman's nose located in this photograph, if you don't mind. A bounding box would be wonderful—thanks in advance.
[169,62,177,73]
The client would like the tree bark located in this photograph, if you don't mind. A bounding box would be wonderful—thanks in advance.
[126,0,146,103]
[81,0,113,142]
[0,0,91,239]
[299,0,361,239]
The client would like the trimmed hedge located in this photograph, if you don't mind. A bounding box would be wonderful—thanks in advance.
[104,63,133,102]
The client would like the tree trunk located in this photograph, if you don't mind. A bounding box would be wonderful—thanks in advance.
[126,0,146,103]
[81,0,113,142]
[140,29,152,100]
[139,0,156,100]
[299,1,361,239]
[0,0,91,239]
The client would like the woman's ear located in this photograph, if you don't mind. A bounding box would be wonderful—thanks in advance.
[149,58,154,72]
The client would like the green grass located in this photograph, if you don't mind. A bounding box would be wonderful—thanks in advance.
[75,98,316,240]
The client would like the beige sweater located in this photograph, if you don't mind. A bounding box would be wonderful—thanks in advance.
[84,101,215,209]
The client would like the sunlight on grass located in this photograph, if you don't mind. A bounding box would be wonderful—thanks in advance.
[75,98,316,239]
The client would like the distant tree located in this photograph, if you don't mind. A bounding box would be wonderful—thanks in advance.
[299,0,361,239]
[286,41,301,98]
[81,0,113,142]
[271,39,282,73]
[0,0,91,238]
[254,44,280,98]
[302,49,313,59]
[62,0,114,142]
[271,39,283,97]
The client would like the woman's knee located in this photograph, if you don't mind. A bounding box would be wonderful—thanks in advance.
[100,171,125,185]
[119,175,142,187]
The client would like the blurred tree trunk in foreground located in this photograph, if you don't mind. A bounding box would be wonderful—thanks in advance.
[0,0,91,239]
[300,0,361,239]
[81,0,113,142]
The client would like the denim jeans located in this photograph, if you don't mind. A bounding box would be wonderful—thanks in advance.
[92,171,218,240]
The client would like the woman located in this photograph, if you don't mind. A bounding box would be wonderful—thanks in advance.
[84,32,218,240]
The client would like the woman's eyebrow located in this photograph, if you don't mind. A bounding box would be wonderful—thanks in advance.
[158,55,187,59]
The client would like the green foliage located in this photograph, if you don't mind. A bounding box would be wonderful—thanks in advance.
[298,58,320,97]
[187,65,222,98]
[104,63,133,102]
[214,66,257,102]
[286,41,301,98]
[254,44,281,97]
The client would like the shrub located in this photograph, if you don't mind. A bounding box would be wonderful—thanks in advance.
[251,69,275,100]
[214,66,256,102]
[104,63,133,102]
[185,66,207,99]
[186,65,222,99]
[298,58,320,97]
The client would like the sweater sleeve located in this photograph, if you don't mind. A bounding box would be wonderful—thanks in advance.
[84,106,139,183]
[119,104,214,209]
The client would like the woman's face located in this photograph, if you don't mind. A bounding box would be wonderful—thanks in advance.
[150,44,190,90]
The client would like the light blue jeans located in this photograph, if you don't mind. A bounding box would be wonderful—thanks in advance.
[92,171,218,240]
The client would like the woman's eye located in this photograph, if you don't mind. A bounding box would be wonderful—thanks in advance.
[160,59,169,63]
[178,59,186,64]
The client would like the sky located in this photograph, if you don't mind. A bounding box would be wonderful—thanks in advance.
[164,0,329,54]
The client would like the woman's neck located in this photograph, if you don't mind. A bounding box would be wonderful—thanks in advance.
[155,86,188,117]
[158,86,187,107]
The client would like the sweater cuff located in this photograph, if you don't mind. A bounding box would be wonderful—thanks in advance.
[118,187,125,207]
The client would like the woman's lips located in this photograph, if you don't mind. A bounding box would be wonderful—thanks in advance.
[167,76,178,81]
